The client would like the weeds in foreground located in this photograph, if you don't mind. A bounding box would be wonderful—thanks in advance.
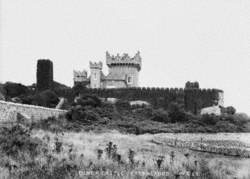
[0,123,241,179]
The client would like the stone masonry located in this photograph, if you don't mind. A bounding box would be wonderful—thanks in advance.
[0,100,66,122]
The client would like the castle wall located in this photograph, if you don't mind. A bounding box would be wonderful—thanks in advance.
[184,89,223,114]
[0,100,66,122]
[102,80,127,88]
[56,86,223,114]
[78,87,221,113]
[80,87,185,109]
[108,65,139,87]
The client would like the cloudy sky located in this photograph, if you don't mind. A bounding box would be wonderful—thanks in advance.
[0,0,250,114]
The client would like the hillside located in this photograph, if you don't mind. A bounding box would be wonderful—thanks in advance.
[31,95,250,134]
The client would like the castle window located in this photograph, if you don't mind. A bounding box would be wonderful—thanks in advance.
[127,76,133,84]
[94,73,97,80]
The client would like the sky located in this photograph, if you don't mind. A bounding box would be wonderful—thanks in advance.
[0,0,250,114]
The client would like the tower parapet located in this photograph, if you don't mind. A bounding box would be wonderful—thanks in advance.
[89,61,103,70]
[73,70,88,82]
[106,51,142,71]
[185,81,199,89]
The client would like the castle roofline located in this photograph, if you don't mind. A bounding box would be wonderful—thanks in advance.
[89,61,103,69]
[106,51,142,71]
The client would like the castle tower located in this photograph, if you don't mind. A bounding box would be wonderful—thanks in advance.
[36,59,53,91]
[89,61,102,88]
[73,70,88,86]
[106,51,141,87]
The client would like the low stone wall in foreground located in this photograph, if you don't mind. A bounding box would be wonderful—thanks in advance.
[160,138,250,158]
[0,100,67,122]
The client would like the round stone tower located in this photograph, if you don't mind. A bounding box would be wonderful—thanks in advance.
[106,51,142,87]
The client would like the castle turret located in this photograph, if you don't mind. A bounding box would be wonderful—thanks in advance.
[185,81,199,89]
[89,61,102,88]
[106,51,141,87]
[73,70,88,86]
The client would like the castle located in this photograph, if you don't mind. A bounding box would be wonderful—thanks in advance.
[36,54,224,114]
[73,51,141,88]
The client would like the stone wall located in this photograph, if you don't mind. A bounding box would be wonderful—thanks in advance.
[158,138,250,158]
[0,100,66,122]
[55,86,223,114]
[108,65,139,87]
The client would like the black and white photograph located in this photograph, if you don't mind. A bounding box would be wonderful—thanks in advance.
[0,0,250,178]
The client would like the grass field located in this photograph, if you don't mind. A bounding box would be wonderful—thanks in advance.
[30,130,250,179]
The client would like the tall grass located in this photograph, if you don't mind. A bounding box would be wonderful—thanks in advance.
[0,122,246,178]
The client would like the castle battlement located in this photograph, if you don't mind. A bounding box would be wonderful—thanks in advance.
[73,70,88,82]
[89,61,103,69]
[73,70,87,77]
[106,51,142,71]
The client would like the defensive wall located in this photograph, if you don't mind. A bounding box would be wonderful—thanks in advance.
[55,87,223,114]
[0,100,67,122]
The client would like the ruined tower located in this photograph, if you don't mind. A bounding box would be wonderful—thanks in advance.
[36,59,53,91]
[89,61,103,88]
[106,51,141,88]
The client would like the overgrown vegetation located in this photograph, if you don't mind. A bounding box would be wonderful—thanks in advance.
[2,81,250,133]
[0,122,239,178]
[31,94,250,134]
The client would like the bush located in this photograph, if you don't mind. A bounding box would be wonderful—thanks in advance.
[3,82,29,98]
[0,124,43,160]
[168,102,188,123]
[32,90,59,108]
[215,121,238,132]
[66,95,103,123]
[115,99,130,111]
[74,95,102,107]
[225,106,236,115]
[200,114,220,125]
[151,108,170,123]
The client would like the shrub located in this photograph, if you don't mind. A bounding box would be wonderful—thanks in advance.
[3,82,29,98]
[66,95,104,123]
[168,102,188,123]
[225,106,236,115]
[155,155,165,169]
[75,95,102,108]
[128,149,135,165]
[151,108,170,123]
[200,114,220,125]
[115,100,130,111]
[0,123,43,160]
[105,142,118,161]
[32,90,59,108]
[97,149,103,160]
[215,121,238,132]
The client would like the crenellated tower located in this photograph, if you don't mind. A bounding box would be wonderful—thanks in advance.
[89,61,103,88]
[73,70,88,86]
[106,51,141,87]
